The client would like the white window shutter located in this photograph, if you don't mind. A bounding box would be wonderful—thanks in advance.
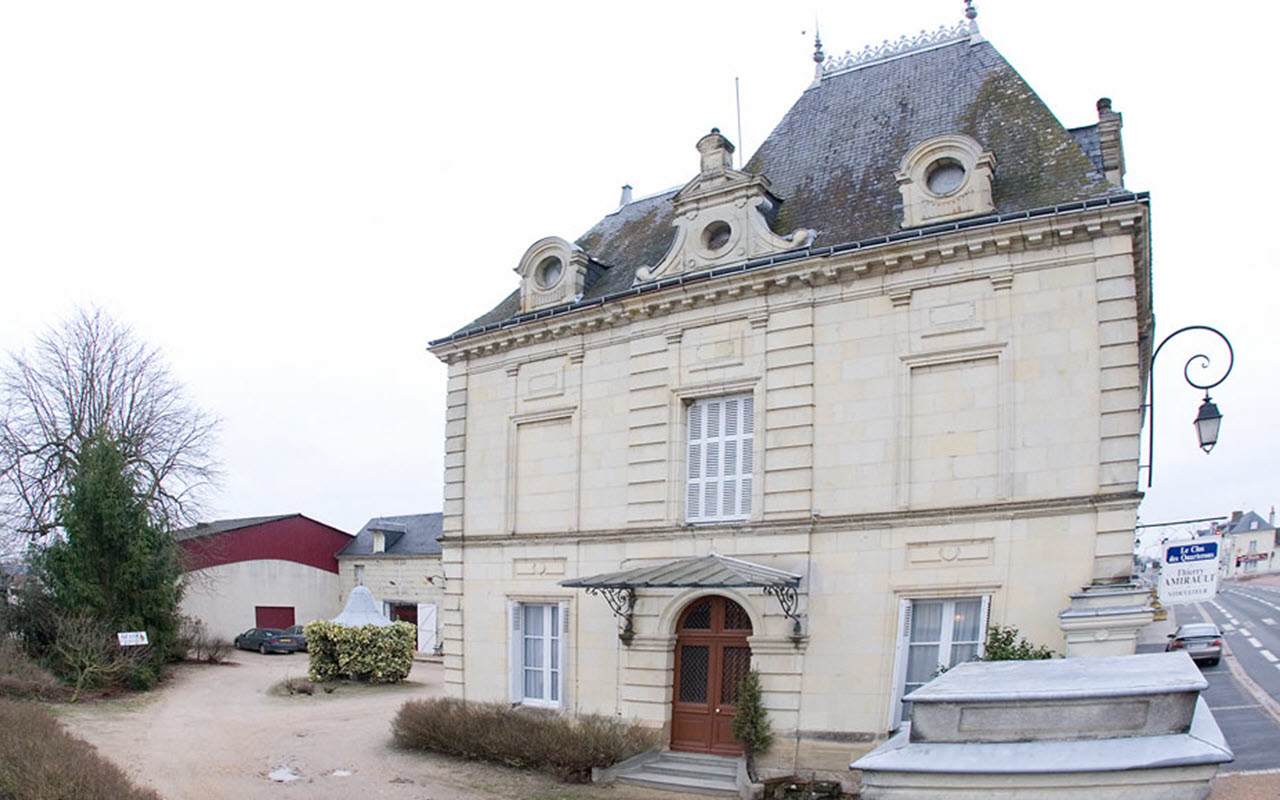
[687,394,754,523]
[977,595,991,659]
[687,403,703,519]
[888,598,914,729]
[557,600,569,708]
[508,601,523,704]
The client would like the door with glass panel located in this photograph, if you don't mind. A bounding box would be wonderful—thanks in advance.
[895,596,987,725]
[670,596,753,754]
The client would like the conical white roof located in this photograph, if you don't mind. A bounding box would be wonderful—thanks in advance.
[331,585,392,627]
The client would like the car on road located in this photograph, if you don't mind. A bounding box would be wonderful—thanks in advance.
[233,627,303,655]
[283,624,308,652]
[1166,622,1223,666]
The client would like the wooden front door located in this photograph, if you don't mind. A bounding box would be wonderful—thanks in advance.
[671,596,753,755]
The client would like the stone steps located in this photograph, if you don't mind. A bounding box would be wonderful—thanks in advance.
[614,751,740,796]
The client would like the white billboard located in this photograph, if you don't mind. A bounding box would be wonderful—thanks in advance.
[1159,541,1220,605]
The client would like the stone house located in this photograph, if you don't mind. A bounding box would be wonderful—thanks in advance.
[427,13,1152,777]
[336,513,444,653]
[1217,509,1277,579]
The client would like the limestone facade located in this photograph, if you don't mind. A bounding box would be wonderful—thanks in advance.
[428,21,1152,778]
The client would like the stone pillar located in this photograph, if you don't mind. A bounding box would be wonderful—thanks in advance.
[1058,583,1155,658]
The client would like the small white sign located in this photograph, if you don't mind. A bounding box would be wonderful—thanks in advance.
[1159,542,1220,605]
[117,631,149,646]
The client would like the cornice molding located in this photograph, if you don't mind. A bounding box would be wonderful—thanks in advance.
[431,202,1148,365]
[437,491,1143,549]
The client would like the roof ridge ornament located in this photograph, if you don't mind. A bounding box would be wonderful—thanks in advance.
[809,22,825,88]
[821,11,981,79]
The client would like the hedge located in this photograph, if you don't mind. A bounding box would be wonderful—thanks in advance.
[392,698,660,782]
[304,620,415,683]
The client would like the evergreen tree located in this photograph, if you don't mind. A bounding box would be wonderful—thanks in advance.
[731,668,773,781]
[36,433,184,679]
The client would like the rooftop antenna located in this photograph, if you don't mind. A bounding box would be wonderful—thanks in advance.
[734,77,743,169]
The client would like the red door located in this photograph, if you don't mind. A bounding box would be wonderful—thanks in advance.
[255,605,295,629]
[671,596,753,755]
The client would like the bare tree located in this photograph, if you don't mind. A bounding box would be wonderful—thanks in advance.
[0,307,218,550]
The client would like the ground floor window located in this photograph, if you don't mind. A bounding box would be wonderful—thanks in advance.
[891,596,988,727]
[508,600,567,708]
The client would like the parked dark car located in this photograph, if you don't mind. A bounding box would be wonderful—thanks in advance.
[233,627,302,655]
[283,624,308,652]
[1166,623,1223,666]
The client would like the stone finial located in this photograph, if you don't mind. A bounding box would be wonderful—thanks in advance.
[619,184,633,206]
[696,128,735,175]
[813,24,824,64]
[965,0,982,41]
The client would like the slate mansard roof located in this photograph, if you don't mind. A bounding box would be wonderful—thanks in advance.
[337,513,443,558]
[435,32,1135,345]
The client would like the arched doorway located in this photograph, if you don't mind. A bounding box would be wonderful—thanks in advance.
[671,595,753,755]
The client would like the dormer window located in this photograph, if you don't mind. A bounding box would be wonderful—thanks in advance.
[635,129,815,283]
[896,134,996,227]
[925,159,966,196]
[536,256,563,289]
[515,237,592,313]
[702,221,732,251]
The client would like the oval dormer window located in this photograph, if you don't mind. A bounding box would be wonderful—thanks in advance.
[536,256,564,288]
[702,221,732,252]
[925,159,966,196]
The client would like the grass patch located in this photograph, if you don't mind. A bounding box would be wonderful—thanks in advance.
[392,698,660,783]
[269,674,426,699]
[0,698,161,799]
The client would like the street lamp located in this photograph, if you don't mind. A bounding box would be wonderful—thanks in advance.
[1145,325,1233,487]
[1193,396,1222,454]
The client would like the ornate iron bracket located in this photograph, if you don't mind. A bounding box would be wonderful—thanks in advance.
[1145,325,1234,487]
[587,586,637,646]
[764,584,804,644]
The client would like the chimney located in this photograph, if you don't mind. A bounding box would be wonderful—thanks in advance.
[619,184,633,206]
[697,128,735,176]
[1096,97,1126,188]
[1271,506,1276,527]
[1231,510,1243,523]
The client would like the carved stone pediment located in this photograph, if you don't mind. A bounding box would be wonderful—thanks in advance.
[636,129,815,283]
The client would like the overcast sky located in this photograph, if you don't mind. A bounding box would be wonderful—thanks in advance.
[1,1,1274,538]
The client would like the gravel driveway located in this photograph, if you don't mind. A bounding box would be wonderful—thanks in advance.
[55,651,702,800]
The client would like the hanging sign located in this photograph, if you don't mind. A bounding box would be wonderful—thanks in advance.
[116,631,149,646]
[1159,542,1219,605]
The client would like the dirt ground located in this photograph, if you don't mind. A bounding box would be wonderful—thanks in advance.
[55,651,704,800]
[52,643,1279,799]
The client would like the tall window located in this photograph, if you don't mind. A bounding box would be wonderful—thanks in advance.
[890,596,988,726]
[687,394,754,523]
[508,601,566,708]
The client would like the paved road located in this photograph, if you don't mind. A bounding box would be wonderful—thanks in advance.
[1172,578,1280,774]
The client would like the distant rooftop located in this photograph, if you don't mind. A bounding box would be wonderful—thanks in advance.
[337,513,443,558]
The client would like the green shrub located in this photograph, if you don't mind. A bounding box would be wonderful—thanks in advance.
[0,698,161,799]
[392,698,661,782]
[981,624,1057,661]
[304,620,415,683]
